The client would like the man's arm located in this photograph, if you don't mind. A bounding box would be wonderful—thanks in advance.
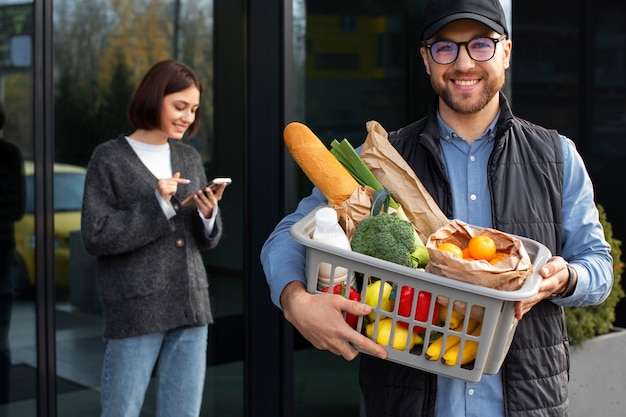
[260,187,387,360]
[516,137,613,318]
[554,136,613,306]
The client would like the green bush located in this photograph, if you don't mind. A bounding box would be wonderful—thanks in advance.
[564,205,624,345]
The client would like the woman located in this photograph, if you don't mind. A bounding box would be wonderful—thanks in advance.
[82,60,225,417]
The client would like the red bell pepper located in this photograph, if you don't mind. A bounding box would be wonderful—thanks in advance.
[322,282,361,329]
[396,286,439,333]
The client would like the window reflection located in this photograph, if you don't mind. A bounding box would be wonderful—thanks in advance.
[0,113,27,416]
[53,0,215,167]
[11,163,86,297]
[3,0,233,415]
[51,1,226,415]
[0,1,35,414]
[291,1,424,415]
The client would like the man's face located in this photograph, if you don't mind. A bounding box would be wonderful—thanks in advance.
[420,19,511,115]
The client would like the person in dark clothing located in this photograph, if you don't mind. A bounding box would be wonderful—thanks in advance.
[0,101,26,407]
[260,1,613,416]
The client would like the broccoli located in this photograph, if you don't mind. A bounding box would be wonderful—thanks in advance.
[351,212,428,268]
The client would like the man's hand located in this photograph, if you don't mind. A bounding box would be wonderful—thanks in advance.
[515,256,576,319]
[280,281,388,361]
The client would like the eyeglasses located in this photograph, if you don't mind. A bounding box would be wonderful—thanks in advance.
[422,35,507,65]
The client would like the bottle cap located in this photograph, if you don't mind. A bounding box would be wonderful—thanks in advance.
[315,207,338,228]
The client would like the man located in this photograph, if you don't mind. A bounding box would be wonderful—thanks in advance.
[261,0,613,415]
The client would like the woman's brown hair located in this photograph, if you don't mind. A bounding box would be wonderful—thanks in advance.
[128,60,203,138]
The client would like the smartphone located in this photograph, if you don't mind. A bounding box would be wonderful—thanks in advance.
[207,177,232,191]
[181,177,232,206]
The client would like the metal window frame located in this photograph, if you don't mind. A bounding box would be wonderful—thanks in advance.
[33,0,57,415]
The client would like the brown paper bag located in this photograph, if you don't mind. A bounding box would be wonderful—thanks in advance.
[359,120,449,243]
[425,220,533,291]
[330,186,375,241]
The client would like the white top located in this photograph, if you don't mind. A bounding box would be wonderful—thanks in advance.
[125,136,217,235]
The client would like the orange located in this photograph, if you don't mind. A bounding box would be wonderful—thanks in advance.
[468,235,497,261]
[438,242,463,258]
[489,252,510,265]
[462,247,475,261]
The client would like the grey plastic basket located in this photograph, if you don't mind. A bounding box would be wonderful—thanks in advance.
[289,206,552,382]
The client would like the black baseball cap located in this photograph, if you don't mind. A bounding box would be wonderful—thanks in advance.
[421,0,509,40]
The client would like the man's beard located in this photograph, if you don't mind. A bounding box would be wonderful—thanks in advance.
[432,73,504,114]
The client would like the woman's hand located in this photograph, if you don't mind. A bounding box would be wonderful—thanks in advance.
[192,183,226,219]
[157,172,190,202]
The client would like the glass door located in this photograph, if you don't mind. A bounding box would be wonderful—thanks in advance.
[51,0,245,415]
[290,1,429,414]
[0,1,36,416]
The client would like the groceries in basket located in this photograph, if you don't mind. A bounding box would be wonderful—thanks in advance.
[321,282,361,329]
[424,315,482,366]
[283,120,549,379]
[283,121,372,239]
[365,317,423,350]
[426,220,533,291]
[283,120,445,241]
[358,120,449,243]
[289,206,551,381]
[283,120,535,290]
[350,190,430,269]
[312,207,352,290]
[361,276,486,368]
[283,121,359,207]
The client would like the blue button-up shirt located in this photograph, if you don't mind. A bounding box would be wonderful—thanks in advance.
[435,114,504,416]
[434,112,612,417]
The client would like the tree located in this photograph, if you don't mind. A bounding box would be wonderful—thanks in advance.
[99,0,172,86]
[565,205,625,345]
[53,0,115,165]
[176,0,215,159]
[54,0,113,95]
[51,0,216,164]
[54,71,100,166]
[96,53,135,142]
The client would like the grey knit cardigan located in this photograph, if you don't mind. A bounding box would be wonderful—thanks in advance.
[81,135,222,338]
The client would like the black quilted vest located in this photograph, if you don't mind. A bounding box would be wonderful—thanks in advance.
[359,94,569,417]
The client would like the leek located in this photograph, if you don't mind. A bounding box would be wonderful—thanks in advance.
[330,138,398,209]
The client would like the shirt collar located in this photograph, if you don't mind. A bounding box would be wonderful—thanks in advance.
[436,111,500,143]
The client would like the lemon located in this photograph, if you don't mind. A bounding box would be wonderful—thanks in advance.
[366,318,423,350]
[364,280,393,320]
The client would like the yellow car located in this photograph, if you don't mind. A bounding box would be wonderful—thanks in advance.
[12,161,86,296]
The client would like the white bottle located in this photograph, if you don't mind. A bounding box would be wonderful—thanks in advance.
[312,207,352,290]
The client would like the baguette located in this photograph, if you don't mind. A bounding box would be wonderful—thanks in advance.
[283,122,358,206]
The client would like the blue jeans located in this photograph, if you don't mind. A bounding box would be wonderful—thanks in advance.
[100,325,208,417]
